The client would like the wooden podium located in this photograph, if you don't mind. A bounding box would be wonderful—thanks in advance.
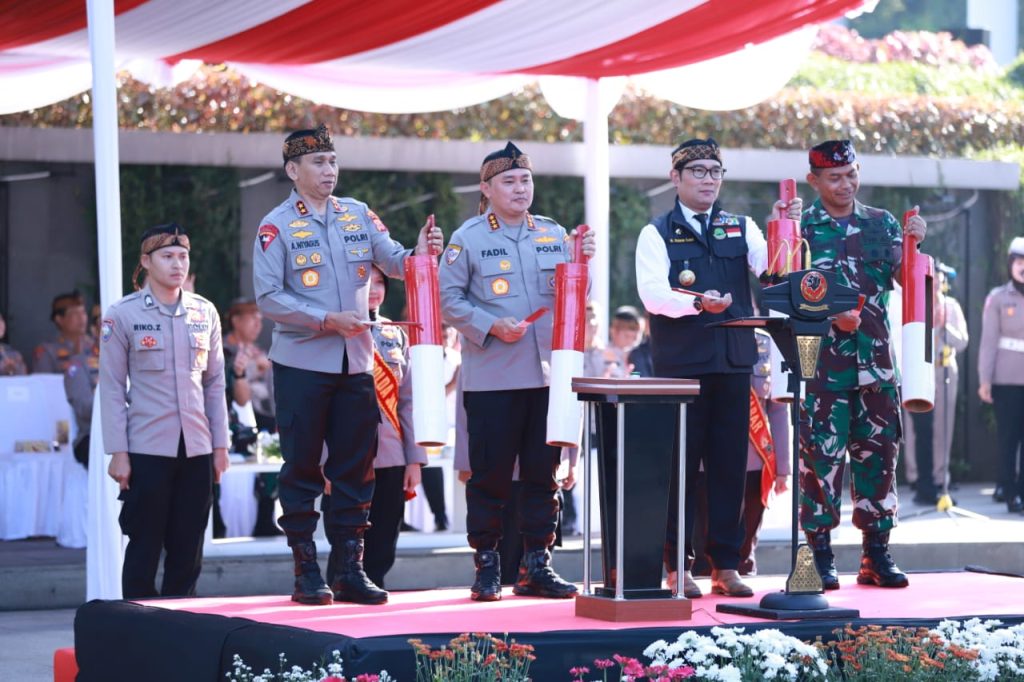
[572,377,700,621]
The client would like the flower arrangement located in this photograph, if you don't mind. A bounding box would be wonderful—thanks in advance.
[571,620,1024,682]
[409,633,535,682]
[225,650,391,682]
[254,430,282,461]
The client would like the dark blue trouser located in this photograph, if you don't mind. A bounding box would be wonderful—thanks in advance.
[273,362,379,544]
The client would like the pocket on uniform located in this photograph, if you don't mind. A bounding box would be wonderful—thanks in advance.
[132,332,165,371]
[344,244,372,286]
[535,252,562,292]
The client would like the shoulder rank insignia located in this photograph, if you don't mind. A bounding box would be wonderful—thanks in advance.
[526,214,536,230]
[289,219,309,228]
[330,197,341,212]
[295,200,309,216]
[487,213,500,231]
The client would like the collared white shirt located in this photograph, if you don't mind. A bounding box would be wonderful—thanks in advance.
[636,200,768,319]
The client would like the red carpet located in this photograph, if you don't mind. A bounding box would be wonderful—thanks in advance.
[142,571,1024,637]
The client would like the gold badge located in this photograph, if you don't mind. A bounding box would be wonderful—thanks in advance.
[295,254,308,266]
[678,270,696,287]
[291,230,313,238]
[357,265,367,279]
[289,220,309,228]
[342,224,361,232]
[301,269,320,288]
[491,277,510,296]
[534,236,556,244]
[499,259,511,271]
[311,252,322,264]
[337,214,358,223]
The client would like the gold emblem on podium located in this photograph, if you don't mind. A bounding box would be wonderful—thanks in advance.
[786,544,824,594]
[795,335,823,379]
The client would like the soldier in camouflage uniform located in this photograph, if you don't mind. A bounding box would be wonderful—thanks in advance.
[800,140,926,590]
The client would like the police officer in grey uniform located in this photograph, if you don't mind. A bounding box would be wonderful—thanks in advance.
[64,351,98,468]
[440,142,595,602]
[99,223,230,599]
[33,291,94,374]
[253,125,443,606]
[325,266,426,589]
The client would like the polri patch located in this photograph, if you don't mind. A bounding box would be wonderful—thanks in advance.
[366,209,388,233]
[101,319,114,342]
[444,245,462,265]
[258,224,279,251]
[301,269,320,288]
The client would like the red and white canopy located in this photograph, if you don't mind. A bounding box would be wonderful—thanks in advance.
[2,0,868,114]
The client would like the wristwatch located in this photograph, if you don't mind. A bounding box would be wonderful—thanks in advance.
[692,297,703,313]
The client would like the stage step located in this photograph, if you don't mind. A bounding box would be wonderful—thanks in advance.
[2,483,1021,610]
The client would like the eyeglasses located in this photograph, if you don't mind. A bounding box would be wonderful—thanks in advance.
[682,166,726,180]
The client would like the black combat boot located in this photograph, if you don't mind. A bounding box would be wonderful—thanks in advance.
[330,538,388,604]
[857,531,909,588]
[806,531,840,590]
[290,541,333,605]
[512,549,578,599]
[470,550,502,601]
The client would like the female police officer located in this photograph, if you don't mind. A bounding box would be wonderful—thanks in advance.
[99,223,230,599]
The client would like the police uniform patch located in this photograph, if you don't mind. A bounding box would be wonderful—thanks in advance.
[337,214,359,223]
[491,278,510,296]
[311,252,323,264]
[534,236,557,244]
[141,336,157,349]
[194,349,208,368]
[499,259,512,272]
[725,226,742,238]
[342,224,361,232]
[445,245,462,265]
[295,254,308,266]
[366,209,388,233]
[291,230,313,239]
[101,319,114,342]
[301,269,320,288]
[330,197,342,212]
[357,265,367,279]
[258,224,279,251]
[487,214,500,231]
[712,227,726,240]
[381,327,396,339]
[289,220,309,228]
[144,294,155,308]
[349,247,370,257]
[295,200,309,216]
[548,275,556,289]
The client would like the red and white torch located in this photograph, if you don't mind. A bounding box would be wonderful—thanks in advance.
[766,180,803,402]
[901,208,935,412]
[546,225,590,448]
[404,214,447,446]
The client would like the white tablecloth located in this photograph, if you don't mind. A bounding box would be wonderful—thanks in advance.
[0,448,87,547]
[217,460,282,539]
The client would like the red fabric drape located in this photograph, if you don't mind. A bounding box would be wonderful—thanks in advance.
[0,0,147,51]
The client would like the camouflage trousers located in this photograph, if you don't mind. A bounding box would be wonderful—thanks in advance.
[799,386,901,534]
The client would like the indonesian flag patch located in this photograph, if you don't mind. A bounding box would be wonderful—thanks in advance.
[258,224,279,251]
[725,226,742,238]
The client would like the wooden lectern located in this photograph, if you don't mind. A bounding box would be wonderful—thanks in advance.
[572,376,700,622]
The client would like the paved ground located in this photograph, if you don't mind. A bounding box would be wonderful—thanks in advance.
[1,481,1021,682]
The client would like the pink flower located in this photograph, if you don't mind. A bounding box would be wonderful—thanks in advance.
[613,654,645,677]
[668,666,696,679]
[320,677,345,682]
[570,665,591,679]
[594,658,616,670]
[353,675,379,682]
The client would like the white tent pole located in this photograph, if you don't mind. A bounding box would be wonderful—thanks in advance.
[583,78,610,338]
[86,0,125,601]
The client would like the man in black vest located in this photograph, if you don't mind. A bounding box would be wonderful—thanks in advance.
[635,138,801,599]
